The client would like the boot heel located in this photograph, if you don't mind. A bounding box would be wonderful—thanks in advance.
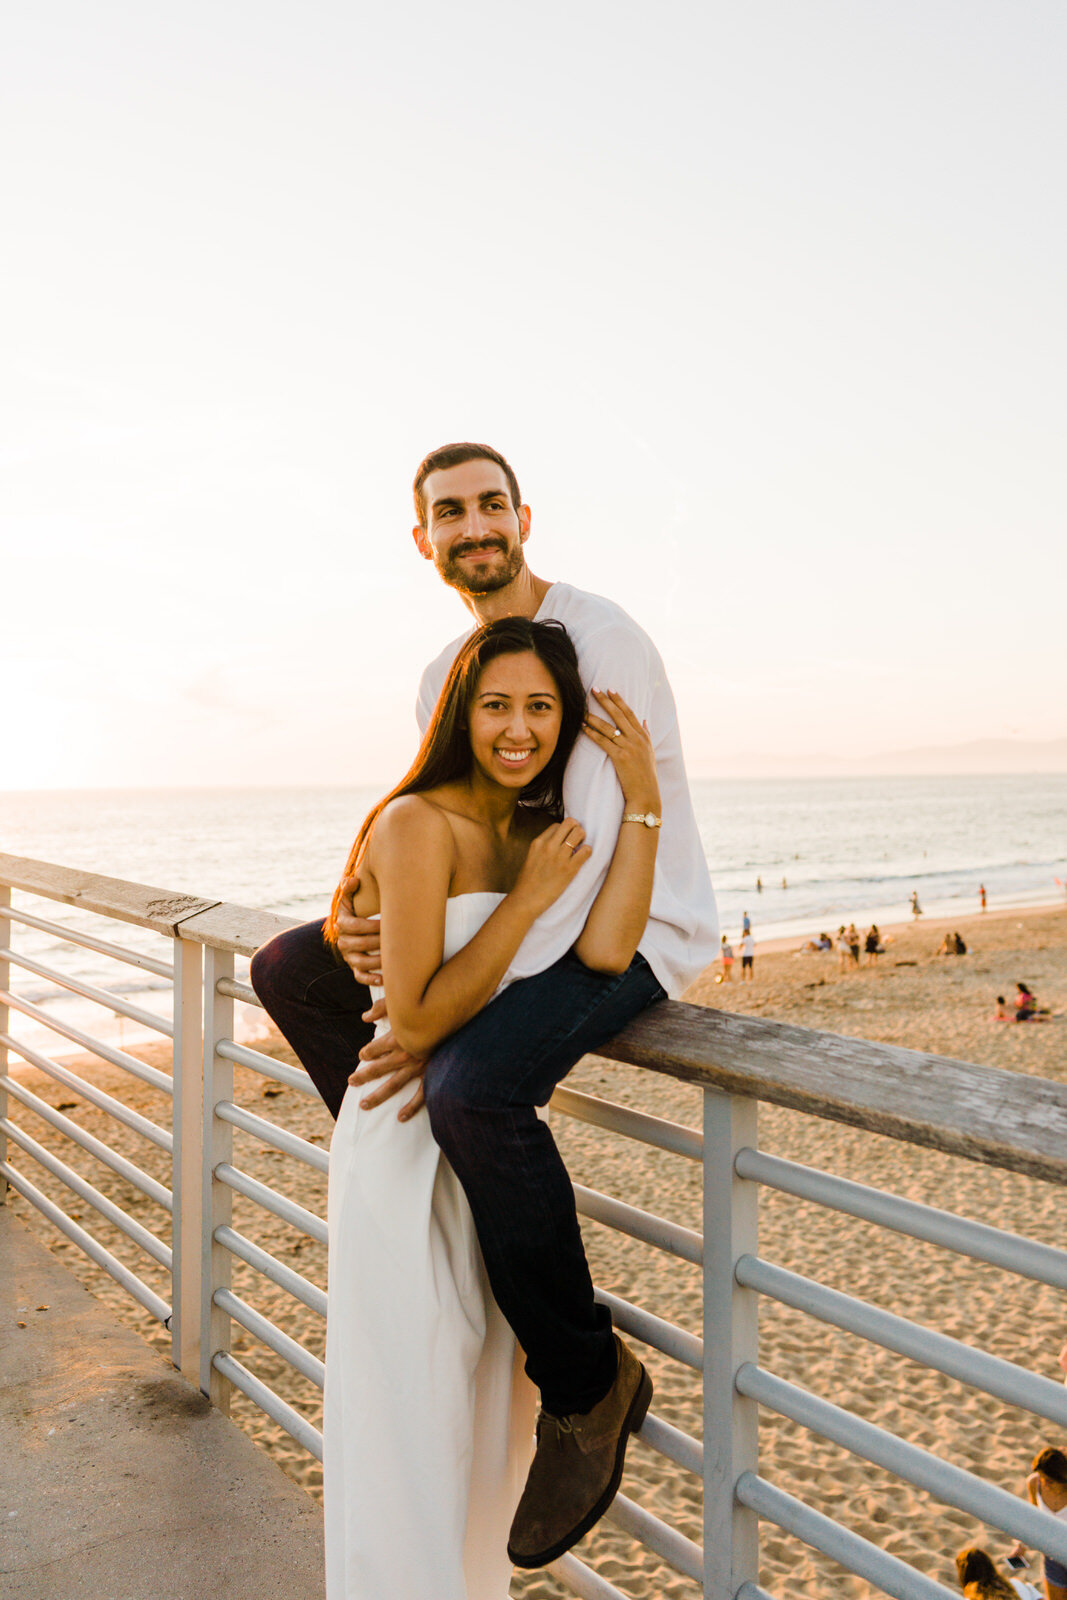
[629,1366,654,1434]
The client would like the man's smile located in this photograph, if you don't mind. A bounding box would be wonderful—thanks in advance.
[456,540,506,559]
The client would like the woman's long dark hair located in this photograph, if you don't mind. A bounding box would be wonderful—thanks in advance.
[1034,1445,1067,1484]
[324,617,585,944]
[955,1547,1017,1598]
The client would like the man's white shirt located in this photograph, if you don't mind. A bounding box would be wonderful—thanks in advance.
[417,582,719,999]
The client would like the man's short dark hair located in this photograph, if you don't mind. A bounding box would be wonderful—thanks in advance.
[413,442,522,529]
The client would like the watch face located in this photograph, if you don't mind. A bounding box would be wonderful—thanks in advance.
[645,813,655,826]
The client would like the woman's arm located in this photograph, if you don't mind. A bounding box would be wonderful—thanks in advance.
[573,689,661,975]
[371,795,592,1057]
[1010,1473,1043,1556]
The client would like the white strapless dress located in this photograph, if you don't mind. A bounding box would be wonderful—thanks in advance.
[323,893,537,1600]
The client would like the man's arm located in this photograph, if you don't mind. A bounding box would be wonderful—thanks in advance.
[492,620,661,983]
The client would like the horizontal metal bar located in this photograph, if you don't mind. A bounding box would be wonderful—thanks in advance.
[737,1255,1067,1431]
[736,1472,957,1600]
[2,1160,171,1324]
[9,855,1067,1180]
[3,1033,172,1151]
[736,1365,1067,1563]
[0,945,173,1037]
[215,1038,317,1097]
[213,1100,329,1174]
[1,902,173,978]
[212,1288,325,1390]
[0,989,173,1093]
[594,1285,703,1370]
[636,1410,703,1476]
[216,977,259,1006]
[547,1552,632,1600]
[573,1182,702,1265]
[2,1117,172,1270]
[550,1084,703,1160]
[735,1147,1067,1293]
[602,1491,702,1582]
[214,1225,326,1318]
[211,1352,323,1461]
[214,1163,328,1246]
[1,1073,172,1210]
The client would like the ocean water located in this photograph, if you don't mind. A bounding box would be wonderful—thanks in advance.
[2,775,1065,1060]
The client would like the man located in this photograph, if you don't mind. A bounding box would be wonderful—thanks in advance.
[251,441,718,1567]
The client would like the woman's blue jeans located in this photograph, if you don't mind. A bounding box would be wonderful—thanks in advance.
[250,921,665,1415]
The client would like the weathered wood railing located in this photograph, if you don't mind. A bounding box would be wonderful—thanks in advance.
[3,850,1066,1600]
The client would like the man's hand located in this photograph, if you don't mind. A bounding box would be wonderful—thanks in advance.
[334,876,382,984]
[348,997,427,1121]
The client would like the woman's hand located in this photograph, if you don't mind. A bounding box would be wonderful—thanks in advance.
[511,818,592,916]
[583,689,660,812]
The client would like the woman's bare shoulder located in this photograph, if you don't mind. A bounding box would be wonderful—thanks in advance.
[367,793,456,860]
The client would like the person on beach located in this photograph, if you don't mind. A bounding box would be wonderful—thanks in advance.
[743,907,752,931]
[980,884,988,912]
[1007,1446,1067,1600]
[250,441,719,1582]
[911,890,923,919]
[836,925,851,972]
[740,929,755,980]
[719,934,734,982]
[1015,982,1051,1021]
[1017,979,1055,1017]
[847,922,861,967]
[317,616,662,1598]
[994,995,1013,1021]
[955,1546,1038,1600]
[864,925,882,965]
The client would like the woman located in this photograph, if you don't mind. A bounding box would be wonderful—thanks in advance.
[847,922,861,967]
[322,616,662,1600]
[1008,1446,1067,1600]
[836,925,851,972]
[955,1546,1033,1599]
[1015,982,1050,1022]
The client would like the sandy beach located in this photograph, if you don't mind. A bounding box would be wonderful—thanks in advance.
[5,901,1066,1598]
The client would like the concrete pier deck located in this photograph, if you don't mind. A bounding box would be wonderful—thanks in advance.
[0,1209,324,1600]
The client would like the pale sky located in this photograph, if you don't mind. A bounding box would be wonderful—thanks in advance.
[4,0,1066,790]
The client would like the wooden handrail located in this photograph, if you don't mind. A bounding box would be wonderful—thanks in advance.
[4,851,1066,1186]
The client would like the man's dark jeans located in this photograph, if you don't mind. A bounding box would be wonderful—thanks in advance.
[250,920,665,1415]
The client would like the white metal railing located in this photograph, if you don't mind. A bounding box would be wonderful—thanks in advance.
[3,850,1067,1600]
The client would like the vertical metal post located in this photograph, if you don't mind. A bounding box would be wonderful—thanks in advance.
[702,1088,759,1598]
[0,883,10,1202]
[201,946,234,1411]
[170,935,204,1379]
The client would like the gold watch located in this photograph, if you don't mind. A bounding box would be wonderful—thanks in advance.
[622,811,662,828]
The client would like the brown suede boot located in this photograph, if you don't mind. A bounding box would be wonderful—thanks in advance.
[507,1334,653,1568]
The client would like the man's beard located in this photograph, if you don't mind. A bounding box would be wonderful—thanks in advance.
[438,540,525,596]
